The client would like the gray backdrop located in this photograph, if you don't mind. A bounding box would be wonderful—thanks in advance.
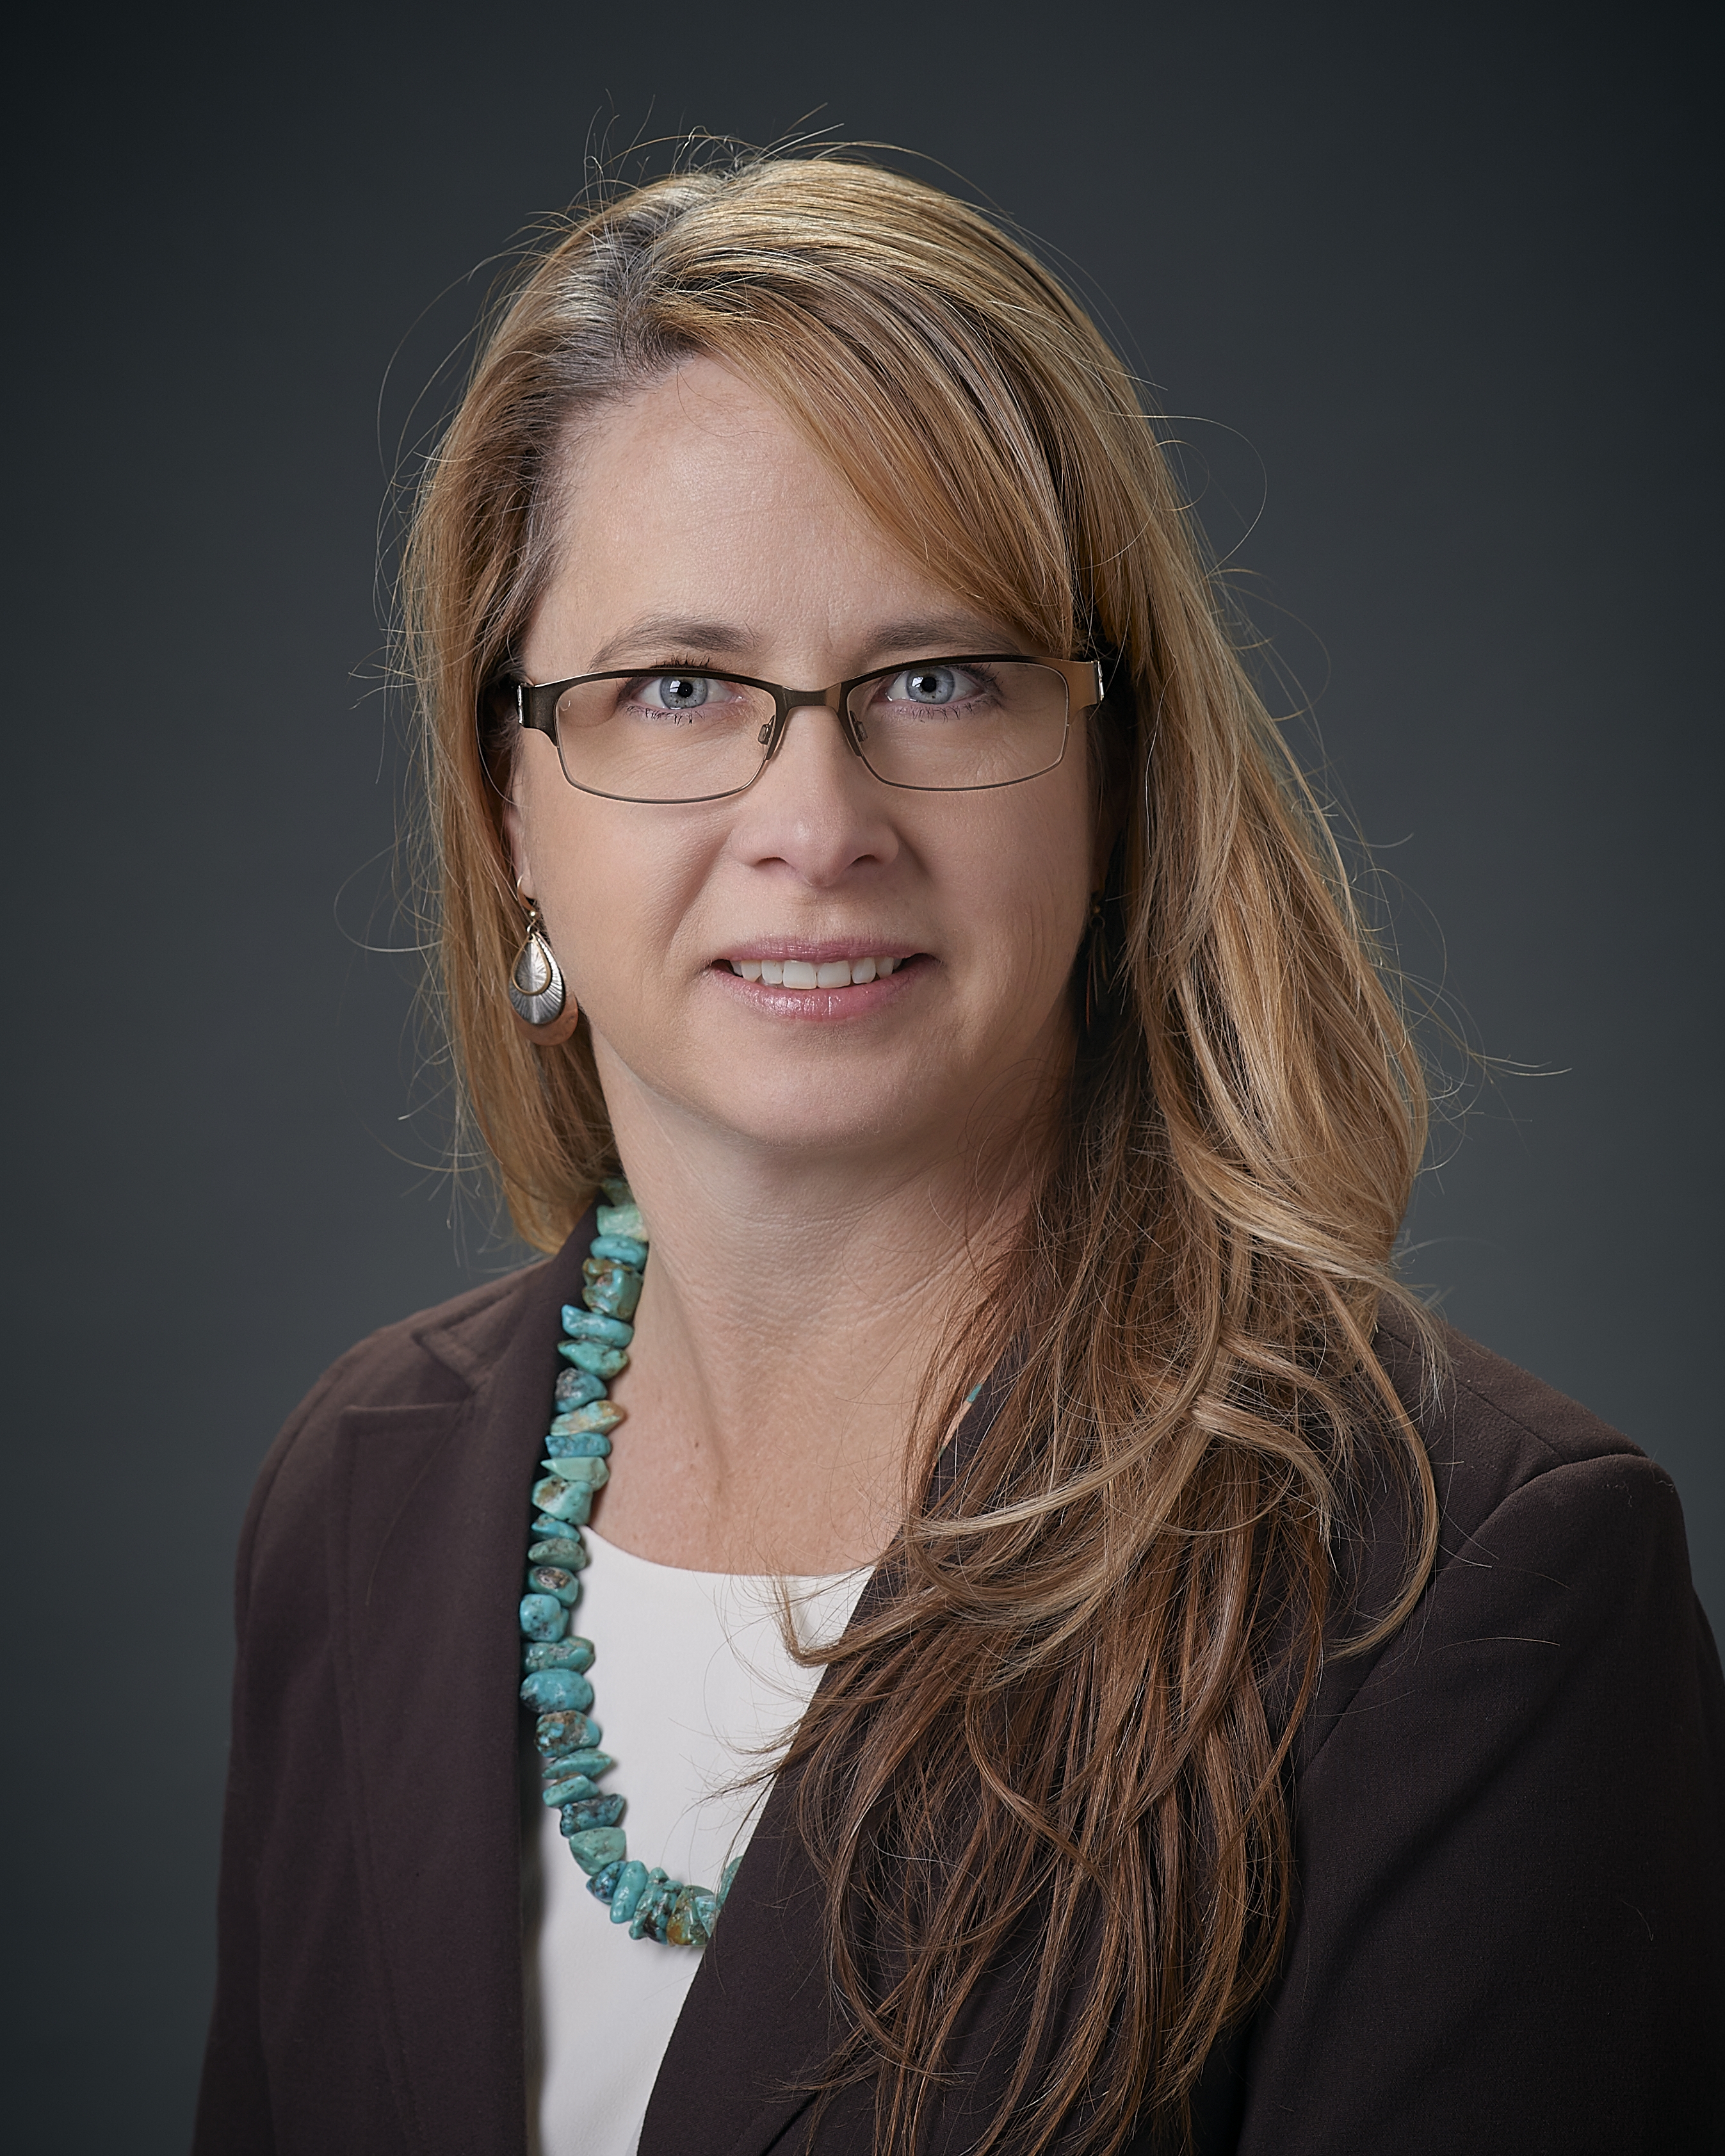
[4,3,1718,2147]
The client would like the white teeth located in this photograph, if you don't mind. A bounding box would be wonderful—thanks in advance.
[728,954,907,989]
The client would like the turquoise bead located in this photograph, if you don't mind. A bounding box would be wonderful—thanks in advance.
[667,1885,715,1947]
[560,1793,624,1833]
[630,1873,681,1941]
[532,1475,594,1525]
[521,1668,594,1714]
[590,1233,648,1268]
[583,1259,643,1320]
[717,1854,743,1908]
[587,1860,625,1902]
[546,1431,610,1460]
[561,1309,634,1346]
[519,1593,568,1642]
[608,1859,650,1921]
[530,1512,584,1541]
[522,1635,594,1675]
[541,1771,596,1806]
[536,1708,600,1756]
[559,1340,629,1379]
[539,1455,608,1489]
[627,1868,672,1938]
[567,1826,628,1874]
[595,1201,648,1242]
[552,1399,623,1434]
[540,1448,608,1478]
[526,1534,588,1569]
[540,1746,611,1781]
[553,1368,607,1409]
[526,1564,583,1605]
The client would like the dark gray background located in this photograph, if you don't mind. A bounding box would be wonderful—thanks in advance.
[4,3,1717,2146]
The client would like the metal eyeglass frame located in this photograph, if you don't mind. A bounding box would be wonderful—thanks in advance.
[511,653,1106,804]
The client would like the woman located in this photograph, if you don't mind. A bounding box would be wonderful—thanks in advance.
[193,155,1724,2155]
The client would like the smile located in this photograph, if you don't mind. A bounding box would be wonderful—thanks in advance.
[726,955,905,989]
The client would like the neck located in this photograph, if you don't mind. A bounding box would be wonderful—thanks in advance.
[586,1076,1046,1575]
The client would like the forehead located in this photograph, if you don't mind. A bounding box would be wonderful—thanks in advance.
[531,359,1000,671]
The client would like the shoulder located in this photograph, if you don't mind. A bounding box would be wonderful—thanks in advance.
[1252,1312,1725,2148]
[232,1256,560,1623]
[264,1256,554,1473]
[1307,1306,1716,1762]
[1296,1306,1712,1766]
[307,1260,558,1416]
[1374,1305,1664,1559]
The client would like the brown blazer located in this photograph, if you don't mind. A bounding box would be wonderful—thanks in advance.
[193,1212,1725,2154]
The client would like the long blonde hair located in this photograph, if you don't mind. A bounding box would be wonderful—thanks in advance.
[403,150,1436,2155]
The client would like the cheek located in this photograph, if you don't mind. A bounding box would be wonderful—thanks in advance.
[950,774,1093,962]
[515,774,712,1019]
[510,758,622,989]
[537,846,651,1007]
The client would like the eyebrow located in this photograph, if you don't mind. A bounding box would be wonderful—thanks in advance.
[579,612,1024,678]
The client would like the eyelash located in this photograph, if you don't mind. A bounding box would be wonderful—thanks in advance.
[637,656,721,679]
[615,657,1002,705]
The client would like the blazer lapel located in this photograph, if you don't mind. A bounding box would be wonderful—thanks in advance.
[639,1370,1016,2156]
[327,1224,589,2156]
[638,1775,846,2155]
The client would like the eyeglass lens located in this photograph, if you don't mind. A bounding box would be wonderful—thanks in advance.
[550,659,1071,802]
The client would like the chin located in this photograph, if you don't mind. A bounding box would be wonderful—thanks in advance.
[701,1087,941,1158]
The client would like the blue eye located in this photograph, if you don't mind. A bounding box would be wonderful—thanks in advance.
[891,666,964,705]
[642,674,714,709]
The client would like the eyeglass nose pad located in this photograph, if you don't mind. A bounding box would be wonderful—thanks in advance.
[826,684,870,757]
[814,685,859,748]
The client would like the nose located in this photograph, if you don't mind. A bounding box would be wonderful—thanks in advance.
[728,695,898,887]
[762,687,858,765]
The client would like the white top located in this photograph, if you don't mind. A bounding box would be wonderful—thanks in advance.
[523,1527,869,2156]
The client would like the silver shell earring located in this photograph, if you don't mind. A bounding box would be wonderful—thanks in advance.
[508,884,580,1045]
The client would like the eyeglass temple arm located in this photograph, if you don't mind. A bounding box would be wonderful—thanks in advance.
[1070,659,1105,710]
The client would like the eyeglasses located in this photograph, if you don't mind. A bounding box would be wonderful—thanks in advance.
[510,653,1104,804]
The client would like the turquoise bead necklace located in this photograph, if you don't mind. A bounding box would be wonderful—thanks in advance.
[517,1179,736,1947]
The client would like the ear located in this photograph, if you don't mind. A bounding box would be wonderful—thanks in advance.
[1090,806,1118,895]
[1087,700,1128,894]
[500,798,533,902]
